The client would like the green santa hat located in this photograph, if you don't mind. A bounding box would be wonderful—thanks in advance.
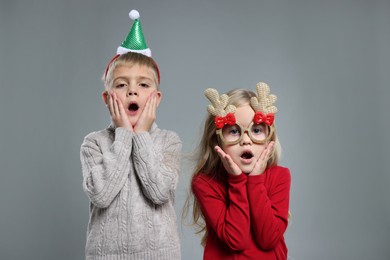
[117,10,152,57]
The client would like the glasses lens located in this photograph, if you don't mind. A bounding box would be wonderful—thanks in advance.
[221,124,242,143]
[219,123,271,144]
[250,123,269,142]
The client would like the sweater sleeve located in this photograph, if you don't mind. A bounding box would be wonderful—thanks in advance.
[80,128,133,208]
[247,167,291,250]
[192,174,251,251]
[131,130,182,205]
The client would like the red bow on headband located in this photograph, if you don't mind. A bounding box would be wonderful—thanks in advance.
[215,113,236,129]
[253,112,275,126]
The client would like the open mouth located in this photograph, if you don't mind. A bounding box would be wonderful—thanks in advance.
[241,151,253,159]
[128,102,139,112]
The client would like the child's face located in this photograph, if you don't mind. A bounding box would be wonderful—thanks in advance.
[106,64,160,126]
[221,104,269,174]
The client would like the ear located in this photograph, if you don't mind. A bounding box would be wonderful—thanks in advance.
[155,91,162,107]
[102,91,108,105]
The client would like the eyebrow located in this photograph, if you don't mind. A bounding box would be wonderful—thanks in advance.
[113,76,128,82]
[136,76,153,82]
[113,75,153,82]
[136,75,158,86]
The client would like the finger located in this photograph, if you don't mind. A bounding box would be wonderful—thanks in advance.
[214,146,226,158]
[144,94,153,116]
[146,92,157,116]
[255,145,271,169]
[267,141,275,150]
[224,154,236,169]
[118,99,126,116]
[215,146,240,175]
[148,94,156,117]
[112,93,120,116]
[261,141,274,158]
[149,93,157,116]
[215,146,230,165]
[114,93,126,116]
[142,92,157,124]
[108,92,115,116]
[260,142,274,167]
[113,92,124,116]
[264,142,274,160]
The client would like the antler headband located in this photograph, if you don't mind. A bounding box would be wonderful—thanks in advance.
[250,82,278,126]
[204,88,237,129]
[205,82,278,128]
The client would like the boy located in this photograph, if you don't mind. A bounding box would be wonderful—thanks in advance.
[80,10,181,259]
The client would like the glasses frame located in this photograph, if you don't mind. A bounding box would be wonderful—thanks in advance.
[216,121,274,145]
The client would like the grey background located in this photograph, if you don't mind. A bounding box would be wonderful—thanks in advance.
[1,0,389,259]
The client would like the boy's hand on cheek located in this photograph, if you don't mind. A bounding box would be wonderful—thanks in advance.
[107,91,132,131]
[214,146,242,176]
[134,91,158,133]
[249,141,274,176]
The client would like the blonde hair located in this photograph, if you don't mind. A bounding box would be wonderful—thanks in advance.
[183,88,282,246]
[102,52,160,91]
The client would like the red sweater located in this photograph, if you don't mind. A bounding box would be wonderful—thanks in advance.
[192,166,291,260]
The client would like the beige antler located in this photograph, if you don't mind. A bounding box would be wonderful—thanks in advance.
[204,88,236,116]
[250,82,278,114]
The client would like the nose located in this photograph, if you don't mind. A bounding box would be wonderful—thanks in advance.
[127,85,138,96]
[240,130,252,145]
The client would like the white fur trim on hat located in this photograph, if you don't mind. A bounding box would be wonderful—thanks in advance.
[116,46,152,57]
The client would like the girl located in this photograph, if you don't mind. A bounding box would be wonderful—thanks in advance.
[188,83,291,259]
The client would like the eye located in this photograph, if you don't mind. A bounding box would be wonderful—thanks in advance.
[140,83,149,88]
[115,83,127,89]
[252,124,265,135]
[229,126,240,136]
[230,129,238,135]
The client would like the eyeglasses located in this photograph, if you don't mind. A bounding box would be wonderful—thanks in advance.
[216,122,274,145]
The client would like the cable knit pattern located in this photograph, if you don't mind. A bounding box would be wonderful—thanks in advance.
[80,123,181,260]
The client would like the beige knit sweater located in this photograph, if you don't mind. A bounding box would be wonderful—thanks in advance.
[80,123,181,260]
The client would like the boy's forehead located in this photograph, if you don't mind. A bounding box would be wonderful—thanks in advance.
[115,63,150,73]
[113,64,158,82]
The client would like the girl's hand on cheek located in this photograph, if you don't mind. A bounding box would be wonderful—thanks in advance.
[134,91,158,133]
[107,91,132,131]
[249,141,274,176]
[214,146,242,176]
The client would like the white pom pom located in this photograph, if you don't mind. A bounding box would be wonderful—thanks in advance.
[129,10,140,20]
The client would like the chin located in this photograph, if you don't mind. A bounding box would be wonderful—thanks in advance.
[239,165,254,175]
[128,117,139,127]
